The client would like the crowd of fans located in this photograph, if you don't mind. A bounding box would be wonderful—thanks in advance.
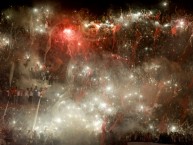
[105,131,193,145]
[1,128,59,145]
[125,131,193,144]
[0,86,48,106]
[1,127,193,145]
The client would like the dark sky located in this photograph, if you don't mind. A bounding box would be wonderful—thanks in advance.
[0,0,192,13]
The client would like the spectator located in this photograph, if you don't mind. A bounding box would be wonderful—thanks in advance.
[33,86,39,104]
[20,89,25,105]
[29,88,33,105]
[16,88,21,105]
[24,88,30,105]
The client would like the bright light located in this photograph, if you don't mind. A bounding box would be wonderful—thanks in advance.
[68,114,72,118]
[83,66,90,74]
[39,29,44,33]
[55,118,62,123]
[95,24,100,29]
[82,119,86,122]
[83,104,87,108]
[71,65,75,69]
[149,125,154,129]
[93,120,102,127]
[137,12,141,16]
[25,54,30,59]
[39,65,43,69]
[179,20,185,28]
[138,105,144,111]
[167,80,171,84]
[132,12,141,19]
[106,86,112,92]
[63,29,73,37]
[6,15,10,19]
[130,74,134,79]
[170,125,177,132]
[5,40,9,44]
[95,115,99,118]
[100,103,107,109]
[155,21,160,26]
[162,2,168,6]
[93,119,103,132]
[33,8,38,13]
[180,21,184,25]
[94,97,98,102]
[2,38,10,45]
[63,29,71,34]
[107,108,113,113]
[84,23,89,28]
[164,23,170,27]
[85,66,90,70]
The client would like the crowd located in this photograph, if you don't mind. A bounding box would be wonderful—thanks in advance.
[125,131,193,144]
[0,86,48,106]
[1,127,193,145]
[1,128,59,145]
[105,131,193,145]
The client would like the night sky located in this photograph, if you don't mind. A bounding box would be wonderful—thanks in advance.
[0,0,193,13]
